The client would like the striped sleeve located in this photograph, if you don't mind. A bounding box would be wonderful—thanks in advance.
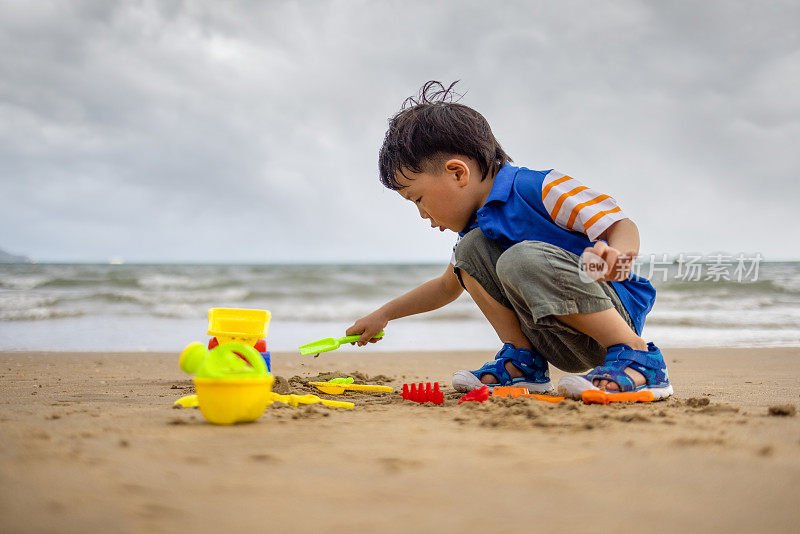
[541,170,627,241]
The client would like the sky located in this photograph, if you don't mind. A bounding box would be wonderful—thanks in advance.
[1,0,798,263]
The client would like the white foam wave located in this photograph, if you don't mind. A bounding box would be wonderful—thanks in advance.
[136,274,239,290]
[0,274,52,290]
[0,293,61,309]
[0,308,84,321]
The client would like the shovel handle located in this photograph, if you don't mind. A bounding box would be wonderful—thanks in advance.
[340,330,385,344]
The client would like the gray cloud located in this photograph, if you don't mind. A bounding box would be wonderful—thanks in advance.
[1,0,798,262]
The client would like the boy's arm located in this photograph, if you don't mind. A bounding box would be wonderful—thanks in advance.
[583,218,640,281]
[346,265,464,346]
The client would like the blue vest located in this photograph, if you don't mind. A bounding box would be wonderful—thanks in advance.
[460,163,656,335]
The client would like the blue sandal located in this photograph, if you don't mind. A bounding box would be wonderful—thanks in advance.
[558,342,673,400]
[452,343,554,393]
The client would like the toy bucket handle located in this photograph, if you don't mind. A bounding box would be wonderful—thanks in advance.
[218,342,268,376]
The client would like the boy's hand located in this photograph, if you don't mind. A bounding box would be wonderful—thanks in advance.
[346,311,389,347]
[581,241,636,282]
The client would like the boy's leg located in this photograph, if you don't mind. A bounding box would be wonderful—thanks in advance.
[556,309,645,390]
[452,230,551,390]
[454,228,617,373]
[493,240,667,395]
[454,229,663,393]
[458,270,532,382]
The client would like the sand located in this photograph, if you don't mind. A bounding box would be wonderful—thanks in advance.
[1,347,799,533]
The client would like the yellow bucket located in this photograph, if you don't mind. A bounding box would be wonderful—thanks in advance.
[194,375,274,425]
[207,308,271,345]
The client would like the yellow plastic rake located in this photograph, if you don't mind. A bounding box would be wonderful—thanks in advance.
[309,382,393,395]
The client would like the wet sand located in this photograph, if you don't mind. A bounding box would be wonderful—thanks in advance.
[1,347,799,533]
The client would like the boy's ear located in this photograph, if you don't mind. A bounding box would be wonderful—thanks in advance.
[444,158,470,187]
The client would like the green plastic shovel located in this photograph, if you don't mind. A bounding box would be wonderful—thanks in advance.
[298,331,385,356]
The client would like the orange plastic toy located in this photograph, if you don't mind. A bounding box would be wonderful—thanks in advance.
[491,386,529,398]
[581,390,655,404]
[491,386,564,404]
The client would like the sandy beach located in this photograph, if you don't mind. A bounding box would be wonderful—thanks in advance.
[1,347,799,533]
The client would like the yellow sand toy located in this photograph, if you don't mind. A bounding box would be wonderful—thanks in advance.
[309,381,393,395]
[270,392,354,409]
[207,308,271,345]
[193,375,275,424]
[175,392,354,410]
[178,342,274,425]
[206,307,272,371]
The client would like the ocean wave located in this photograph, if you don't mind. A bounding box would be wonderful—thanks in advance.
[0,293,62,309]
[652,292,800,311]
[136,296,484,322]
[655,278,800,296]
[2,262,799,337]
[645,317,798,330]
[135,274,245,290]
[0,274,54,290]
[0,308,84,321]
[646,307,800,329]
[83,288,253,306]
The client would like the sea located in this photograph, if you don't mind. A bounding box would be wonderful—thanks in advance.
[1,261,799,352]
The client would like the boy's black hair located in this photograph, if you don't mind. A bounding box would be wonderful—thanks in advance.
[378,80,512,190]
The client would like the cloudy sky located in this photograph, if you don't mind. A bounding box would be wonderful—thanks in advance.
[1,0,798,263]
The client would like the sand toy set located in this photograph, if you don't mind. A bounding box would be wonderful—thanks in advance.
[175,308,276,425]
[173,308,655,425]
[176,308,391,424]
[177,341,274,425]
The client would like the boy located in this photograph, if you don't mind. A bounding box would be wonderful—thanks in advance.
[347,81,672,399]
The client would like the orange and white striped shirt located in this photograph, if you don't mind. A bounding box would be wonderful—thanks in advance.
[540,170,626,241]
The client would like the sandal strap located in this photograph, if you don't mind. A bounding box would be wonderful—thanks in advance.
[584,343,668,392]
[472,358,512,383]
[585,366,637,391]
[494,343,548,376]
[473,343,549,383]
[604,343,665,370]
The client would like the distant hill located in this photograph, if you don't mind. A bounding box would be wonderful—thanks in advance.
[0,247,32,263]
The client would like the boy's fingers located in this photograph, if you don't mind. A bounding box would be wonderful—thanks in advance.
[347,323,367,345]
[358,331,374,346]
[603,249,620,273]
[345,323,360,337]
[591,241,608,256]
[358,329,386,346]
[368,331,385,343]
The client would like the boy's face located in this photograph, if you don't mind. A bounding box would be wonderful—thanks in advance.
[394,158,488,233]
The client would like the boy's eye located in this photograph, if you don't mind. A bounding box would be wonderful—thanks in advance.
[415,197,422,203]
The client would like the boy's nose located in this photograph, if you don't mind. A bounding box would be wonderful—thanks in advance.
[417,205,429,219]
